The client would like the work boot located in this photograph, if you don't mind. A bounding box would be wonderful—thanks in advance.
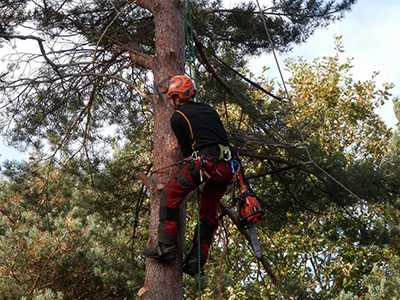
[183,254,205,276]
[142,243,176,261]
[183,220,217,276]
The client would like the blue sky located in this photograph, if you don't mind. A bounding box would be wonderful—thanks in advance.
[1,0,399,163]
[246,0,400,129]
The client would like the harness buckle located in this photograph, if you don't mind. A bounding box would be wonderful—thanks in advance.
[192,150,200,160]
[191,151,210,183]
[218,144,232,161]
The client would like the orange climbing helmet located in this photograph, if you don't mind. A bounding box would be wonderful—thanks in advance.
[159,75,196,101]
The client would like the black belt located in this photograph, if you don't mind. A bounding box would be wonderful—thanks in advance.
[196,144,231,160]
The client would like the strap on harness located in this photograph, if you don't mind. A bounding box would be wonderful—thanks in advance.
[192,144,232,161]
[176,109,232,162]
[176,109,196,149]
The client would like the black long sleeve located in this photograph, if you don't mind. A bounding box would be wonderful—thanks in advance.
[170,101,229,158]
[170,111,194,157]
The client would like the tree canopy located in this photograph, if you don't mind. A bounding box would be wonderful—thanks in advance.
[2,0,400,299]
[1,0,356,156]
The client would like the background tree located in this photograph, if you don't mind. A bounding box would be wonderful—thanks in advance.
[4,0,389,299]
[215,39,398,298]
[0,145,149,299]
[1,42,399,299]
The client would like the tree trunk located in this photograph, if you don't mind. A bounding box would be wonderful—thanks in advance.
[141,1,185,299]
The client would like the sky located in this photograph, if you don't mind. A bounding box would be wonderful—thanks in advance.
[242,0,400,129]
[1,0,400,163]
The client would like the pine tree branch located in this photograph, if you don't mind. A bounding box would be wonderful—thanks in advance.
[0,208,15,224]
[191,30,233,94]
[235,147,311,169]
[137,171,150,188]
[28,232,67,296]
[206,7,348,19]
[43,8,155,70]
[244,164,304,180]
[128,47,154,70]
[218,202,289,298]
[191,30,277,138]
[10,246,24,285]
[230,132,301,148]
[130,0,154,14]
[39,69,154,160]
[69,72,152,102]
[0,33,64,80]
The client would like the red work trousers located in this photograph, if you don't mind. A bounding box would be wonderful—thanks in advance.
[157,158,233,251]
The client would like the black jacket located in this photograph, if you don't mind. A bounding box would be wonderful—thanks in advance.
[170,101,230,158]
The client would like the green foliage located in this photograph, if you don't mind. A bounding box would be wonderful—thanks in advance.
[0,0,356,155]
[0,144,150,299]
[388,97,400,158]
[339,258,400,300]
[1,43,399,297]
[285,37,392,161]
[0,0,30,39]
[1,0,399,299]
[193,0,357,56]
[200,39,398,299]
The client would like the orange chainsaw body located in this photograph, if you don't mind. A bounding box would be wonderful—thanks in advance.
[236,192,264,226]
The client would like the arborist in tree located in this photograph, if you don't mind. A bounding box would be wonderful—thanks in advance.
[142,75,233,276]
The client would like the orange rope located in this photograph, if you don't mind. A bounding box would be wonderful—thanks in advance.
[238,169,246,194]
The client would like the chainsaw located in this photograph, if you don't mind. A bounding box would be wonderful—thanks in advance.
[233,162,265,259]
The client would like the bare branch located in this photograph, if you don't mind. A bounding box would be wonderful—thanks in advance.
[39,8,154,70]
[230,132,301,148]
[0,33,64,80]
[48,97,91,160]
[92,0,123,64]
[130,0,154,14]
[218,202,282,292]
[137,171,150,188]
[0,72,9,79]
[70,72,152,102]
[128,46,154,70]
[28,232,67,296]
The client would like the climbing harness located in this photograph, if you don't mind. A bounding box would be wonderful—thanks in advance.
[175,108,232,183]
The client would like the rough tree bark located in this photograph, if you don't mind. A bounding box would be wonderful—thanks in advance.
[135,1,186,299]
